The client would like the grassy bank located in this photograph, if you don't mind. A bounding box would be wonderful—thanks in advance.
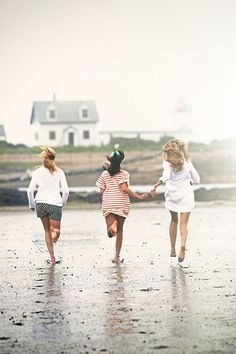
[0,137,236,188]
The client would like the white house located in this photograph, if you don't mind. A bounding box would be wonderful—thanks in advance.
[30,98,100,147]
[0,124,6,142]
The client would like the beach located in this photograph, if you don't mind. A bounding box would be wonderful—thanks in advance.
[0,202,236,354]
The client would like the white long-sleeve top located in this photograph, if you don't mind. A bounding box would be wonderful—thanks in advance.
[27,166,69,209]
[159,160,200,212]
[160,160,200,185]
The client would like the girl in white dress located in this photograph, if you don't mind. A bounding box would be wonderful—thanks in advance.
[151,139,200,263]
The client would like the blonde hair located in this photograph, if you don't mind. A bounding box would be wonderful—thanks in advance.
[40,146,57,174]
[162,139,190,172]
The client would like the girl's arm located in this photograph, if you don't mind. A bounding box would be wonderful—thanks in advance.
[60,171,70,206]
[120,182,148,200]
[189,161,200,184]
[27,174,37,209]
[150,179,163,196]
[150,161,170,196]
[96,173,106,193]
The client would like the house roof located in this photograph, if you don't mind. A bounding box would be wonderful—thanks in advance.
[0,124,6,137]
[30,100,99,124]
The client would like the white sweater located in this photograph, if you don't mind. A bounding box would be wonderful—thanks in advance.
[27,166,69,208]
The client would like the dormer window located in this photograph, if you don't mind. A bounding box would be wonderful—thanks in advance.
[49,109,56,119]
[82,108,88,118]
[79,104,89,119]
[47,104,57,120]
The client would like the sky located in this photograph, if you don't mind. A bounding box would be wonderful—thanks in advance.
[0,0,236,145]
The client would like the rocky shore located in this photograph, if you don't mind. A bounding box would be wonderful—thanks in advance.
[1,185,236,206]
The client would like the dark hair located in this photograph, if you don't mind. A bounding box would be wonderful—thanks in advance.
[106,150,125,176]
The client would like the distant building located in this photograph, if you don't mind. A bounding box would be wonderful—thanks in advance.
[99,97,195,144]
[99,129,195,145]
[30,95,196,147]
[0,124,6,142]
[30,96,100,146]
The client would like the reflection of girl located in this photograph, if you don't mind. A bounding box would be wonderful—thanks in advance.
[27,146,69,265]
[151,139,200,264]
[96,150,148,263]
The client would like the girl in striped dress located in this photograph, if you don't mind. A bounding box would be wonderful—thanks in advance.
[96,150,148,263]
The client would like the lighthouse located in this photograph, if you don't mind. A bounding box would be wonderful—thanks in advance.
[172,96,192,131]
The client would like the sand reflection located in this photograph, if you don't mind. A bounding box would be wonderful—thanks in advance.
[169,265,192,337]
[170,266,189,311]
[104,264,134,336]
[32,265,67,341]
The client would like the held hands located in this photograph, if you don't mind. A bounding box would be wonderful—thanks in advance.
[150,188,157,197]
[138,193,149,200]
[150,179,162,197]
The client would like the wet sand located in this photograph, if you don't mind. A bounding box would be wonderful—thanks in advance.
[0,203,236,354]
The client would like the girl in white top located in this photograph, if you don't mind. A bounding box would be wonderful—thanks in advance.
[151,139,200,264]
[27,146,69,265]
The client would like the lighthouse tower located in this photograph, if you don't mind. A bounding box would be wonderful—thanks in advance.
[170,96,197,142]
[172,96,192,131]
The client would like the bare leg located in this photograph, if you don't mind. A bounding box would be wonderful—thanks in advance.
[178,212,191,262]
[40,217,56,264]
[113,216,125,262]
[50,219,61,243]
[169,211,178,257]
[105,213,118,238]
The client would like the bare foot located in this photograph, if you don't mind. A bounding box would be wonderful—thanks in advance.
[170,251,176,257]
[112,257,124,264]
[46,257,56,265]
[51,231,60,243]
[107,231,114,238]
[52,235,59,243]
[108,220,118,237]
[178,246,186,262]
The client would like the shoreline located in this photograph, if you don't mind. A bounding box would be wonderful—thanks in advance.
[1,184,236,207]
[1,200,236,213]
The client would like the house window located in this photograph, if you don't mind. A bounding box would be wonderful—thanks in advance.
[49,109,56,119]
[82,108,88,118]
[79,104,89,119]
[49,131,56,140]
[83,130,90,139]
[47,104,57,120]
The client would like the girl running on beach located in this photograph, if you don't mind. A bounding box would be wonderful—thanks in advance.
[27,146,69,265]
[150,139,200,264]
[96,150,148,264]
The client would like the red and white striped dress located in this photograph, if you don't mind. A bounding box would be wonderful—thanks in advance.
[96,170,131,218]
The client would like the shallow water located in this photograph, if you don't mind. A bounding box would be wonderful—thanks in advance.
[18,182,236,193]
[0,204,236,353]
